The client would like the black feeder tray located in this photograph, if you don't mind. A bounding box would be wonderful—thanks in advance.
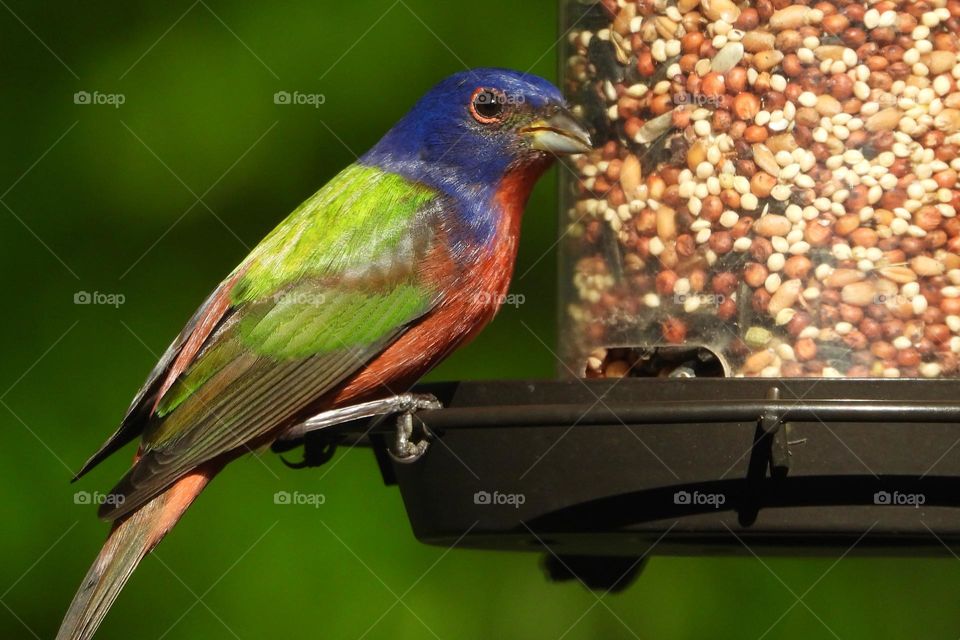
[274,378,960,591]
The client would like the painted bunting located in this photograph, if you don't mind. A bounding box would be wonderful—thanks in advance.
[57,68,590,640]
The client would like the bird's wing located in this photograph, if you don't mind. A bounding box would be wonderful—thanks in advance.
[74,276,238,479]
[94,164,455,521]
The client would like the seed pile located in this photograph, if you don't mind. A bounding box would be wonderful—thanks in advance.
[563,0,960,378]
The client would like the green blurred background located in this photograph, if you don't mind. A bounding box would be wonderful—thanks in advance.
[1,1,958,638]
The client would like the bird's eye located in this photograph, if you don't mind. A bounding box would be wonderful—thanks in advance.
[470,88,504,123]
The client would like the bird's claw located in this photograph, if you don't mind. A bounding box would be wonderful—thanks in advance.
[388,394,441,464]
[396,392,444,414]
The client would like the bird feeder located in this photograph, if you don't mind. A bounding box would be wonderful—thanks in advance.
[278,0,960,589]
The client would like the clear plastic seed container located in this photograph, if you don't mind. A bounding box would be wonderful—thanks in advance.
[559,0,960,379]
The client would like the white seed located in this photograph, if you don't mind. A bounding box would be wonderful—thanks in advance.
[765,273,781,294]
[893,336,912,350]
[912,294,929,315]
[920,362,942,378]
[768,252,786,272]
[798,91,817,107]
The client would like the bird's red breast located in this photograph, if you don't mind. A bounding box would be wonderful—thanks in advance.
[329,160,550,405]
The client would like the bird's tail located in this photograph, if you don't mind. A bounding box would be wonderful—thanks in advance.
[56,466,216,640]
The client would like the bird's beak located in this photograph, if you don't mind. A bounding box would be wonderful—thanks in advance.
[521,107,592,155]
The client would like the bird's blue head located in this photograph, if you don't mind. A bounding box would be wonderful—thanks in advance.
[361,68,591,197]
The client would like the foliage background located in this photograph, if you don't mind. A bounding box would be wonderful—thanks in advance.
[1,1,957,638]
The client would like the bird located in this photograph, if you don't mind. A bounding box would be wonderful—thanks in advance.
[57,67,591,640]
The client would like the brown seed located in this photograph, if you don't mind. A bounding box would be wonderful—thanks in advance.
[860,317,881,340]
[753,50,785,71]
[834,214,860,236]
[655,16,679,39]
[942,297,960,315]
[701,195,723,222]
[766,133,798,153]
[843,27,867,48]
[687,141,707,171]
[769,5,810,30]
[656,270,678,296]
[794,338,817,361]
[786,310,812,336]
[717,297,738,320]
[804,221,832,246]
[712,271,738,296]
[636,51,656,77]
[619,154,642,198]
[783,255,812,278]
[656,206,677,241]
[841,281,877,306]
[742,348,775,374]
[744,125,769,143]
[822,13,849,34]
[750,172,777,198]
[826,268,866,288]
[676,234,696,257]
[898,348,921,367]
[721,188,741,209]
[768,278,802,316]
[865,107,903,132]
[751,143,781,175]
[776,30,803,53]
[910,255,945,276]
[709,230,733,254]
[682,31,705,54]
[815,94,842,117]
[661,316,688,344]
[733,93,761,119]
[914,206,943,231]
[839,303,864,324]
[689,268,707,292]
[936,170,958,189]
[929,50,957,75]
[734,7,760,30]
[701,72,726,97]
[726,66,748,93]
[604,360,631,378]
[926,323,951,345]
[750,237,774,262]
[743,262,769,287]
[742,30,776,52]
[701,0,741,23]
[753,213,791,236]
[871,340,896,360]
[878,266,918,284]
[849,227,879,248]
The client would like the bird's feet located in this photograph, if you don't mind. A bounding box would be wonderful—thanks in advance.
[388,393,442,464]
[275,392,442,467]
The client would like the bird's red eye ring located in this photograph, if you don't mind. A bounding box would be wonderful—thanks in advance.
[470,87,504,123]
